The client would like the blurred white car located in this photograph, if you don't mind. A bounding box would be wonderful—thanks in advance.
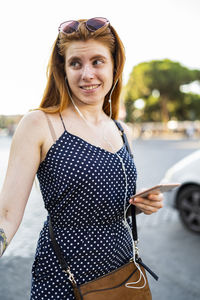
[162,149,200,234]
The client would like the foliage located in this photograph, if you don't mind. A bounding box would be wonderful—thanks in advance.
[124,59,200,123]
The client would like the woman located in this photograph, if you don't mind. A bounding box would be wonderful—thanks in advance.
[0,18,163,299]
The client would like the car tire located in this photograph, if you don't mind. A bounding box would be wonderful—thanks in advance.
[177,185,200,234]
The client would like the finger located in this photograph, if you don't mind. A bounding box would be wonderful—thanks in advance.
[134,202,161,214]
[130,197,163,208]
[135,201,163,210]
[147,190,161,195]
[148,193,164,202]
[131,192,164,202]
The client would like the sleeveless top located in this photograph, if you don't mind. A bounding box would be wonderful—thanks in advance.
[31,113,137,297]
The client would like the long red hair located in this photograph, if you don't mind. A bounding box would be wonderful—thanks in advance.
[37,19,125,120]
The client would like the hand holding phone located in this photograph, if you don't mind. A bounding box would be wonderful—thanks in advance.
[131,183,180,199]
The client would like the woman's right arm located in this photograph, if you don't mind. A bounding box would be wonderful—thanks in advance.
[0,110,45,257]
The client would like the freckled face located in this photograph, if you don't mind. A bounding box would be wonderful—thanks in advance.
[64,40,114,106]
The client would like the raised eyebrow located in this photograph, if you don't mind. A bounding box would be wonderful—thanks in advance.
[91,55,107,61]
[68,56,81,63]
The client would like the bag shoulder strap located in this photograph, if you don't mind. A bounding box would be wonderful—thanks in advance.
[113,120,137,241]
[113,120,134,158]
[49,216,69,271]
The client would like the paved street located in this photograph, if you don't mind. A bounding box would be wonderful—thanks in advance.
[0,136,200,300]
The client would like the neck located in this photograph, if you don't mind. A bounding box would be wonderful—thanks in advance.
[68,101,109,126]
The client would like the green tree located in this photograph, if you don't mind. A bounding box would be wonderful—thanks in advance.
[125,59,200,123]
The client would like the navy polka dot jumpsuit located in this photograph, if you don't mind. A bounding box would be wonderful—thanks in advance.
[30,113,137,299]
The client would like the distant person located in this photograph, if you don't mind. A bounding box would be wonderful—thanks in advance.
[185,124,195,139]
[0,18,163,299]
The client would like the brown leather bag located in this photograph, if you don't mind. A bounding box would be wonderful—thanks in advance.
[76,259,152,300]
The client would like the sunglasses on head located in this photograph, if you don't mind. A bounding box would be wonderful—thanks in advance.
[58,17,110,35]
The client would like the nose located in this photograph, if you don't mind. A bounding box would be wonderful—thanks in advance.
[81,64,94,81]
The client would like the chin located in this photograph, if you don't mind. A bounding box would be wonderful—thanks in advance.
[76,93,106,105]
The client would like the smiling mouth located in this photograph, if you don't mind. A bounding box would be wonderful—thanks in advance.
[80,84,101,90]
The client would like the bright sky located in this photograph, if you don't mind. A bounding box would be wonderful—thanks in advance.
[0,0,200,115]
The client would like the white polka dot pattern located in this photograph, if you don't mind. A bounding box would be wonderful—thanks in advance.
[30,128,137,299]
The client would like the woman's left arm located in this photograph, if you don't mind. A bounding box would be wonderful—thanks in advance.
[118,121,164,215]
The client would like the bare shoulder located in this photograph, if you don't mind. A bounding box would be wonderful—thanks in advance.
[13,110,46,146]
[19,109,46,127]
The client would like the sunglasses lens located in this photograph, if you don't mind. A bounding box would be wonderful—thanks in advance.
[86,17,109,31]
[59,21,79,34]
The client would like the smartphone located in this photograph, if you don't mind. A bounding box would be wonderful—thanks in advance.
[131,183,180,199]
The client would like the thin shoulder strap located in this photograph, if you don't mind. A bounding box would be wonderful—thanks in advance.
[59,112,66,131]
[44,113,57,143]
[114,120,134,158]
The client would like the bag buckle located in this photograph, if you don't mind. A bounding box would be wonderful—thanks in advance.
[134,240,139,257]
[63,267,77,284]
